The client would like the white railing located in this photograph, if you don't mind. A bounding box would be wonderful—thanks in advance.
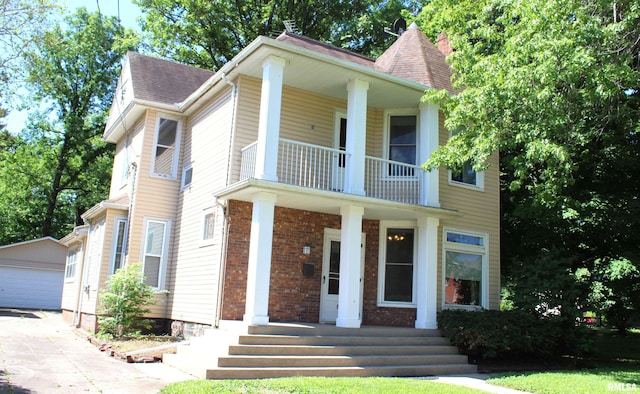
[365,157,422,204]
[240,139,424,205]
[278,138,347,191]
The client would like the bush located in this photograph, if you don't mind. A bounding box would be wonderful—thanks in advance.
[437,309,593,361]
[98,262,158,338]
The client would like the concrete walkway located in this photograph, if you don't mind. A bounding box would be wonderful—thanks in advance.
[0,309,528,393]
[0,309,193,393]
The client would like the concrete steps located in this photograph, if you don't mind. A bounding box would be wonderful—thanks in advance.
[163,322,477,379]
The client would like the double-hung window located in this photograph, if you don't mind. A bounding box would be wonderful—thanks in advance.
[142,218,170,289]
[65,247,78,280]
[448,130,484,190]
[378,223,416,306]
[152,117,181,178]
[387,115,417,176]
[111,218,128,274]
[443,228,488,308]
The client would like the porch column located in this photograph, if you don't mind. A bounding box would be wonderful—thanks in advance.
[255,55,286,182]
[244,192,277,326]
[415,216,439,329]
[344,79,368,196]
[336,205,364,328]
[419,102,440,207]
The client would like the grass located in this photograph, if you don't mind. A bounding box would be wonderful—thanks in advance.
[160,377,486,394]
[488,328,640,394]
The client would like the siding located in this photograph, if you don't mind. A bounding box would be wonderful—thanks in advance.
[60,240,84,311]
[166,87,233,325]
[437,113,501,310]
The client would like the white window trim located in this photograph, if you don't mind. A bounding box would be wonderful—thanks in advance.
[150,114,182,179]
[181,163,193,190]
[65,247,79,281]
[377,220,418,308]
[109,216,129,275]
[200,207,216,247]
[382,109,421,181]
[446,130,485,191]
[141,217,171,290]
[441,227,489,310]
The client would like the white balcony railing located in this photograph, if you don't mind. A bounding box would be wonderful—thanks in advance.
[240,139,423,205]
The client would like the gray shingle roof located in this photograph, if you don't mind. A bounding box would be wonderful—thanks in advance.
[375,22,454,92]
[127,51,214,105]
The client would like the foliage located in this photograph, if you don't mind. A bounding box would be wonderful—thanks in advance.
[418,0,640,331]
[437,309,593,361]
[134,0,418,69]
[98,263,157,338]
[0,0,58,100]
[161,376,483,394]
[0,8,138,244]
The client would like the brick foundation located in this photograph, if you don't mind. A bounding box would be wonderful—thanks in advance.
[221,200,418,327]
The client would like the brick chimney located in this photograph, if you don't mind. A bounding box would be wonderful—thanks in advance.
[436,33,453,56]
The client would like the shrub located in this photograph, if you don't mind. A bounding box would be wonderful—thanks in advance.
[98,262,158,338]
[437,309,593,361]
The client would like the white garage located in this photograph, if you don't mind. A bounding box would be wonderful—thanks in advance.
[0,237,67,310]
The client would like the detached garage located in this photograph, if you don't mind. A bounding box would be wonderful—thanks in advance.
[0,237,67,310]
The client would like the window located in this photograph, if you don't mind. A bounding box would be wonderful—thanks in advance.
[378,224,416,306]
[448,130,484,189]
[181,165,193,189]
[202,211,216,241]
[152,117,180,178]
[142,218,170,288]
[387,114,417,177]
[65,248,78,279]
[443,229,487,308]
[111,219,128,274]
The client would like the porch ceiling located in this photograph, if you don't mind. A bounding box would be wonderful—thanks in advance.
[230,44,428,109]
[214,179,459,222]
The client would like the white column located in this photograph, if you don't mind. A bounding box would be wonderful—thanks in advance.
[255,56,286,182]
[415,216,439,329]
[344,79,368,196]
[419,102,440,207]
[244,192,277,326]
[336,205,364,328]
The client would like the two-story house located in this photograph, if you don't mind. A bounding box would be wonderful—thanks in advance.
[60,22,499,354]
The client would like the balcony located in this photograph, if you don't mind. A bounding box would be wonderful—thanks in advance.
[240,139,424,205]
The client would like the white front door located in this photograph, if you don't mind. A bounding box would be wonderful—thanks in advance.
[319,229,365,323]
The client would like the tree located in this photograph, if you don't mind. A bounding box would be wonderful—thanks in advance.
[418,0,640,328]
[134,0,417,69]
[0,0,57,100]
[0,8,138,244]
[98,262,157,338]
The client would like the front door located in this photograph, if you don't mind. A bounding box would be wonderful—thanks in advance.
[319,229,365,323]
[331,113,347,191]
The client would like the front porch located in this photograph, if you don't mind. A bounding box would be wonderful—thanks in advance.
[163,321,477,379]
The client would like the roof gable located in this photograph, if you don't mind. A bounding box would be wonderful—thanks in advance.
[127,51,215,105]
[375,22,453,92]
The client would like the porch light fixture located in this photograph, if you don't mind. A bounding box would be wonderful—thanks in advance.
[302,245,311,255]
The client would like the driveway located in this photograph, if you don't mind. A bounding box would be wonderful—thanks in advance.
[0,309,194,394]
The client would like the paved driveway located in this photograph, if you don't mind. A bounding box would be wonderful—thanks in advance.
[0,309,193,394]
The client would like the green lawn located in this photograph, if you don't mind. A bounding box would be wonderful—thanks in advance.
[488,328,640,394]
[160,377,486,394]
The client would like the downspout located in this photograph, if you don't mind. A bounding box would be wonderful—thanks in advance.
[215,72,237,327]
[214,199,230,328]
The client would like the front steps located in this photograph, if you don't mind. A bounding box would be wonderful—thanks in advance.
[163,322,477,379]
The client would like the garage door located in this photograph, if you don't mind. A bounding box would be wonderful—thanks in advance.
[0,267,63,310]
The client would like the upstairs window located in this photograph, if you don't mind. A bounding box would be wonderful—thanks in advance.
[181,164,193,190]
[387,114,417,177]
[448,130,484,190]
[152,117,180,178]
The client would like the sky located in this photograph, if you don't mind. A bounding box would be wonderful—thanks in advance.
[5,0,143,133]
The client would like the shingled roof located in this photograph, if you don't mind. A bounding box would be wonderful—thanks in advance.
[275,32,375,68]
[127,51,215,105]
[375,22,453,92]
